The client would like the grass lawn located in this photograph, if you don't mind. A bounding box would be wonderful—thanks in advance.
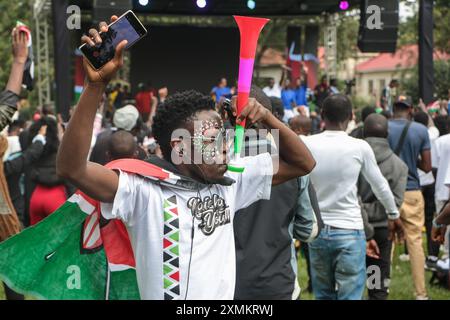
[1,236,449,300]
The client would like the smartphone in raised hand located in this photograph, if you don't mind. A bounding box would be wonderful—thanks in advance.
[80,10,147,70]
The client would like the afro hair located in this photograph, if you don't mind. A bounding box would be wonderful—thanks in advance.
[152,90,216,162]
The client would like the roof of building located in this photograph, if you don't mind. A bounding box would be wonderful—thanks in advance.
[356,44,450,73]
[258,48,286,66]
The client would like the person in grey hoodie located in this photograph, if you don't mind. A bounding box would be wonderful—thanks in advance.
[358,113,407,300]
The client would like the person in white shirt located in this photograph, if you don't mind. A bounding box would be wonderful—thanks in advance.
[432,120,450,261]
[413,111,441,263]
[303,94,403,300]
[431,123,450,213]
[262,77,281,98]
[56,20,316,300]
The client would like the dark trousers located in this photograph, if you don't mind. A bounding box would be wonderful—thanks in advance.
[422,184,440,257]
[366,227,392,300]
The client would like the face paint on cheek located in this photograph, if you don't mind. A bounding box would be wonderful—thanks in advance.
[193,119,223,163]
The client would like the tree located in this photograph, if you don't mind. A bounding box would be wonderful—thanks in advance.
[433,0,450,54]
[401,60,450,103]
[0,1,33,89]
[336,12,360,65]
[398,0,449,54]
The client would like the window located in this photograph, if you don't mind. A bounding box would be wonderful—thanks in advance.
[379,79,386,92]
[368,80,373,95]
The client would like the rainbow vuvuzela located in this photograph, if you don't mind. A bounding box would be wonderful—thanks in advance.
[227,15,270,173]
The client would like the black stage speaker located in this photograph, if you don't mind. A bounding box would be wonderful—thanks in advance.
[419,0,434,104]
[358,0,399,53]
[93,0,132,23]
[52,0,71,120]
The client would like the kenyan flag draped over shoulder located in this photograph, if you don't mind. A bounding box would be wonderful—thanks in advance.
[0,159,181,300]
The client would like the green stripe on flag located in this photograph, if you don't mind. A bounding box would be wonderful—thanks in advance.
[0,198,140,300]
[0,201,108,299]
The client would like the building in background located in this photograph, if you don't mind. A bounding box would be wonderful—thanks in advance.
[255,48,288,86]
[355,44,450,103]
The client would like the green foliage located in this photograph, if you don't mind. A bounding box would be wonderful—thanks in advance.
[398,0,449,54]
[433,0,450,54]
[401,60,450,103]
[398,12,418,48]
[0,1,33,88]
[351,95,374,111]
[336,13,360,65]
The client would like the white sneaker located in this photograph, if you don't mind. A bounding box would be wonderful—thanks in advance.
[416,295,429,300]
[399,254,410,262]
[437,258,449,270]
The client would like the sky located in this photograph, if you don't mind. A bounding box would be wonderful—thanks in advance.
[399,0,417,22]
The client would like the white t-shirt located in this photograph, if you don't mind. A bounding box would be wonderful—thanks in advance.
[432,133,450,201]
[101,153,273,300]
[419,126,439,186]
[303,131,398,230]
[443,165,450,199]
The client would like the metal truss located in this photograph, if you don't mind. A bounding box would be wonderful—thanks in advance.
[33,0,52,106]
[324,13,338,82]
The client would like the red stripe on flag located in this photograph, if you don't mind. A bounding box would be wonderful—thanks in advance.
[106,159,171,180]
[102,220,136,268]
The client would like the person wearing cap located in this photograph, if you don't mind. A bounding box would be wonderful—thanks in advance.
[388,95,432,300]
[89,104,142,165]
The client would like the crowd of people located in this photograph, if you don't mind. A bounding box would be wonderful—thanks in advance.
[0,20,450,301]
[258,72,450,300]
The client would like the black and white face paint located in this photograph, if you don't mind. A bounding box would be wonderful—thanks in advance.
[192,119,226,164]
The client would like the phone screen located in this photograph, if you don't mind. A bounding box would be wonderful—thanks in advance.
[81,11,146,70]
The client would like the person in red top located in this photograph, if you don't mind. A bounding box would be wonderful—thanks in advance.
[135,83,152,122]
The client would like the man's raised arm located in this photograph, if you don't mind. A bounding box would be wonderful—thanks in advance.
[0,28,28,131]
[56,17,126,203]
